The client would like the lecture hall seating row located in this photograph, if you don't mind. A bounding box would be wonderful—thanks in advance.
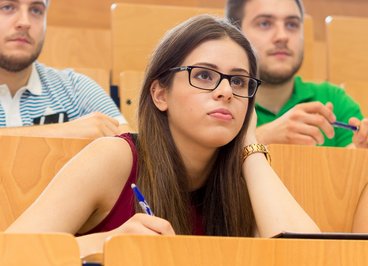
[1,136,368,232]
[39,3,316,85]
[39,3,368,122]
[1,133,368,264]
[3,233,368,265]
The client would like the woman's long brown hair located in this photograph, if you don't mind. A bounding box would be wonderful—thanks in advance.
[136,15,257,236]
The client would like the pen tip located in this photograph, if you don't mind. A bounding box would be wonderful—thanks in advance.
[131,183,136,189]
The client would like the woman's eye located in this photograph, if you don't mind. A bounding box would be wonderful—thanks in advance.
[196,71,212,80]
[231,77,246,87]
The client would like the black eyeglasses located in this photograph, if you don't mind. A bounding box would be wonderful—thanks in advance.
[169,66,261,98]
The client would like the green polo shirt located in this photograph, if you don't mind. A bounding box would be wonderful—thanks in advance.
[256,76,363,147]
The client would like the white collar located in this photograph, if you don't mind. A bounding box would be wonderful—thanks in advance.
[24,63,42,95]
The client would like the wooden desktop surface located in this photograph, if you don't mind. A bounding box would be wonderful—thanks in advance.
[0,233,80,265]
[104,235,368,266]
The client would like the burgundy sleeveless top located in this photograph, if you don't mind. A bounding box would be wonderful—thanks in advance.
[81,133,138,234]
[81,133,204,235]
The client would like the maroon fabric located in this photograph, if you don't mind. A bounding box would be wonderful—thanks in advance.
[80,132,204,235]
[191,205,205,235]
[81,133,137,235]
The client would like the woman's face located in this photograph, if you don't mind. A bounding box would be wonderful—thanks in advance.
[155,37,251,150]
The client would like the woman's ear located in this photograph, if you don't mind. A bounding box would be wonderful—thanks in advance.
[150,80,168,111]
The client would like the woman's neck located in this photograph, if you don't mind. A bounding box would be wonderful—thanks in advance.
[173,136,217,191]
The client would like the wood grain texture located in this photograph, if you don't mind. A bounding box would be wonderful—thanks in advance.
[326,16,368,85]
[269,144,368,232]
[0,136,92,231]
[340,81,368,117]
[111,3,223,85]
[39,26,111,71]
[119,71,144,131]
[297,15,317,81]
[46,0,225,29]
[0,233,80,265]
[104,235,368,266]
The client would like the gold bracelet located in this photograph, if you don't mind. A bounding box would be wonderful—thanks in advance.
[242,144,271,164]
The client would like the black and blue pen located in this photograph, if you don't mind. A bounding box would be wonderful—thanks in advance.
[332,121,359,132]
[131,183,154,216]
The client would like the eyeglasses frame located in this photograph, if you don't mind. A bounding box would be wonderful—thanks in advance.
[169,65,261,98]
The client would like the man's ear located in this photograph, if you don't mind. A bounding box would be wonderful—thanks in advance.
[150,80,168,111]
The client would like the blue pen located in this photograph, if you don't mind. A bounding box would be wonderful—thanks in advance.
[131,183,154,216]
[332,121,359,132]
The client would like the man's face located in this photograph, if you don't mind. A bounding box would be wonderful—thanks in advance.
[0,0,47,72]
[241,0,304,85]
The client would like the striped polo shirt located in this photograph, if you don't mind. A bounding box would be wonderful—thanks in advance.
[0,62,126,127]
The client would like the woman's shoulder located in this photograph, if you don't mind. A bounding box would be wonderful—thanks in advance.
[81,134,136,171]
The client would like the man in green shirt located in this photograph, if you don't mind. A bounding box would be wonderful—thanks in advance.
[226,0,367,148]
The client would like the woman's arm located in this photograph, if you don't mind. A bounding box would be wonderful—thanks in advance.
[6,136,132,233]
[6,136,176,257]
[243,153,320,237]
[352,184,368,232]
[243,110,320,237]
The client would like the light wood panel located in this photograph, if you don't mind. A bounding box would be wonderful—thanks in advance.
[39,25,111,71]
[0,233,80,265]
[111,3,223,85]
[119,71,144,131]
[312,40,327,82]
[47,0,225,29]
[269,144,368,232]
[104,235,368,266]
[0,136,92,231]
[340,81,368,117]
[326,16,368,85]
[303,0,368,41]
[46,0,368,42]
[296,15,317,81]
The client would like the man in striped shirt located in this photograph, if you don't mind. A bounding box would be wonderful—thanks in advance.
[0,0,130,138]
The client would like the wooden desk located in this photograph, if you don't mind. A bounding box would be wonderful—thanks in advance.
[0,136,92,231]
[0,233,80,265]
[269,144,368,232]
[104,235,368,266]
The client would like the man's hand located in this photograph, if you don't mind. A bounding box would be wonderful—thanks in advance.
[0,112,128,138]
[64,112,122,138]
[350,117,368,148]
[256,102,336,145]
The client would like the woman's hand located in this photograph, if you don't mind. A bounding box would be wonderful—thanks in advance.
[115,213,176,235]
[243,108,258,146]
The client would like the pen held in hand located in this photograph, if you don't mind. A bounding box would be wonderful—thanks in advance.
[332,121,359,132]
[131,183,154,216]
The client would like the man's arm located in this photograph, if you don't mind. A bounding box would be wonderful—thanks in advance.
[0,112,131,138]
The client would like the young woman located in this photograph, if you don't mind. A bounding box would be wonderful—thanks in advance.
[6,15,320,256]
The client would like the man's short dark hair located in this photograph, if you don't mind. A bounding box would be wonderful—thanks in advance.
[225,0,304,29]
